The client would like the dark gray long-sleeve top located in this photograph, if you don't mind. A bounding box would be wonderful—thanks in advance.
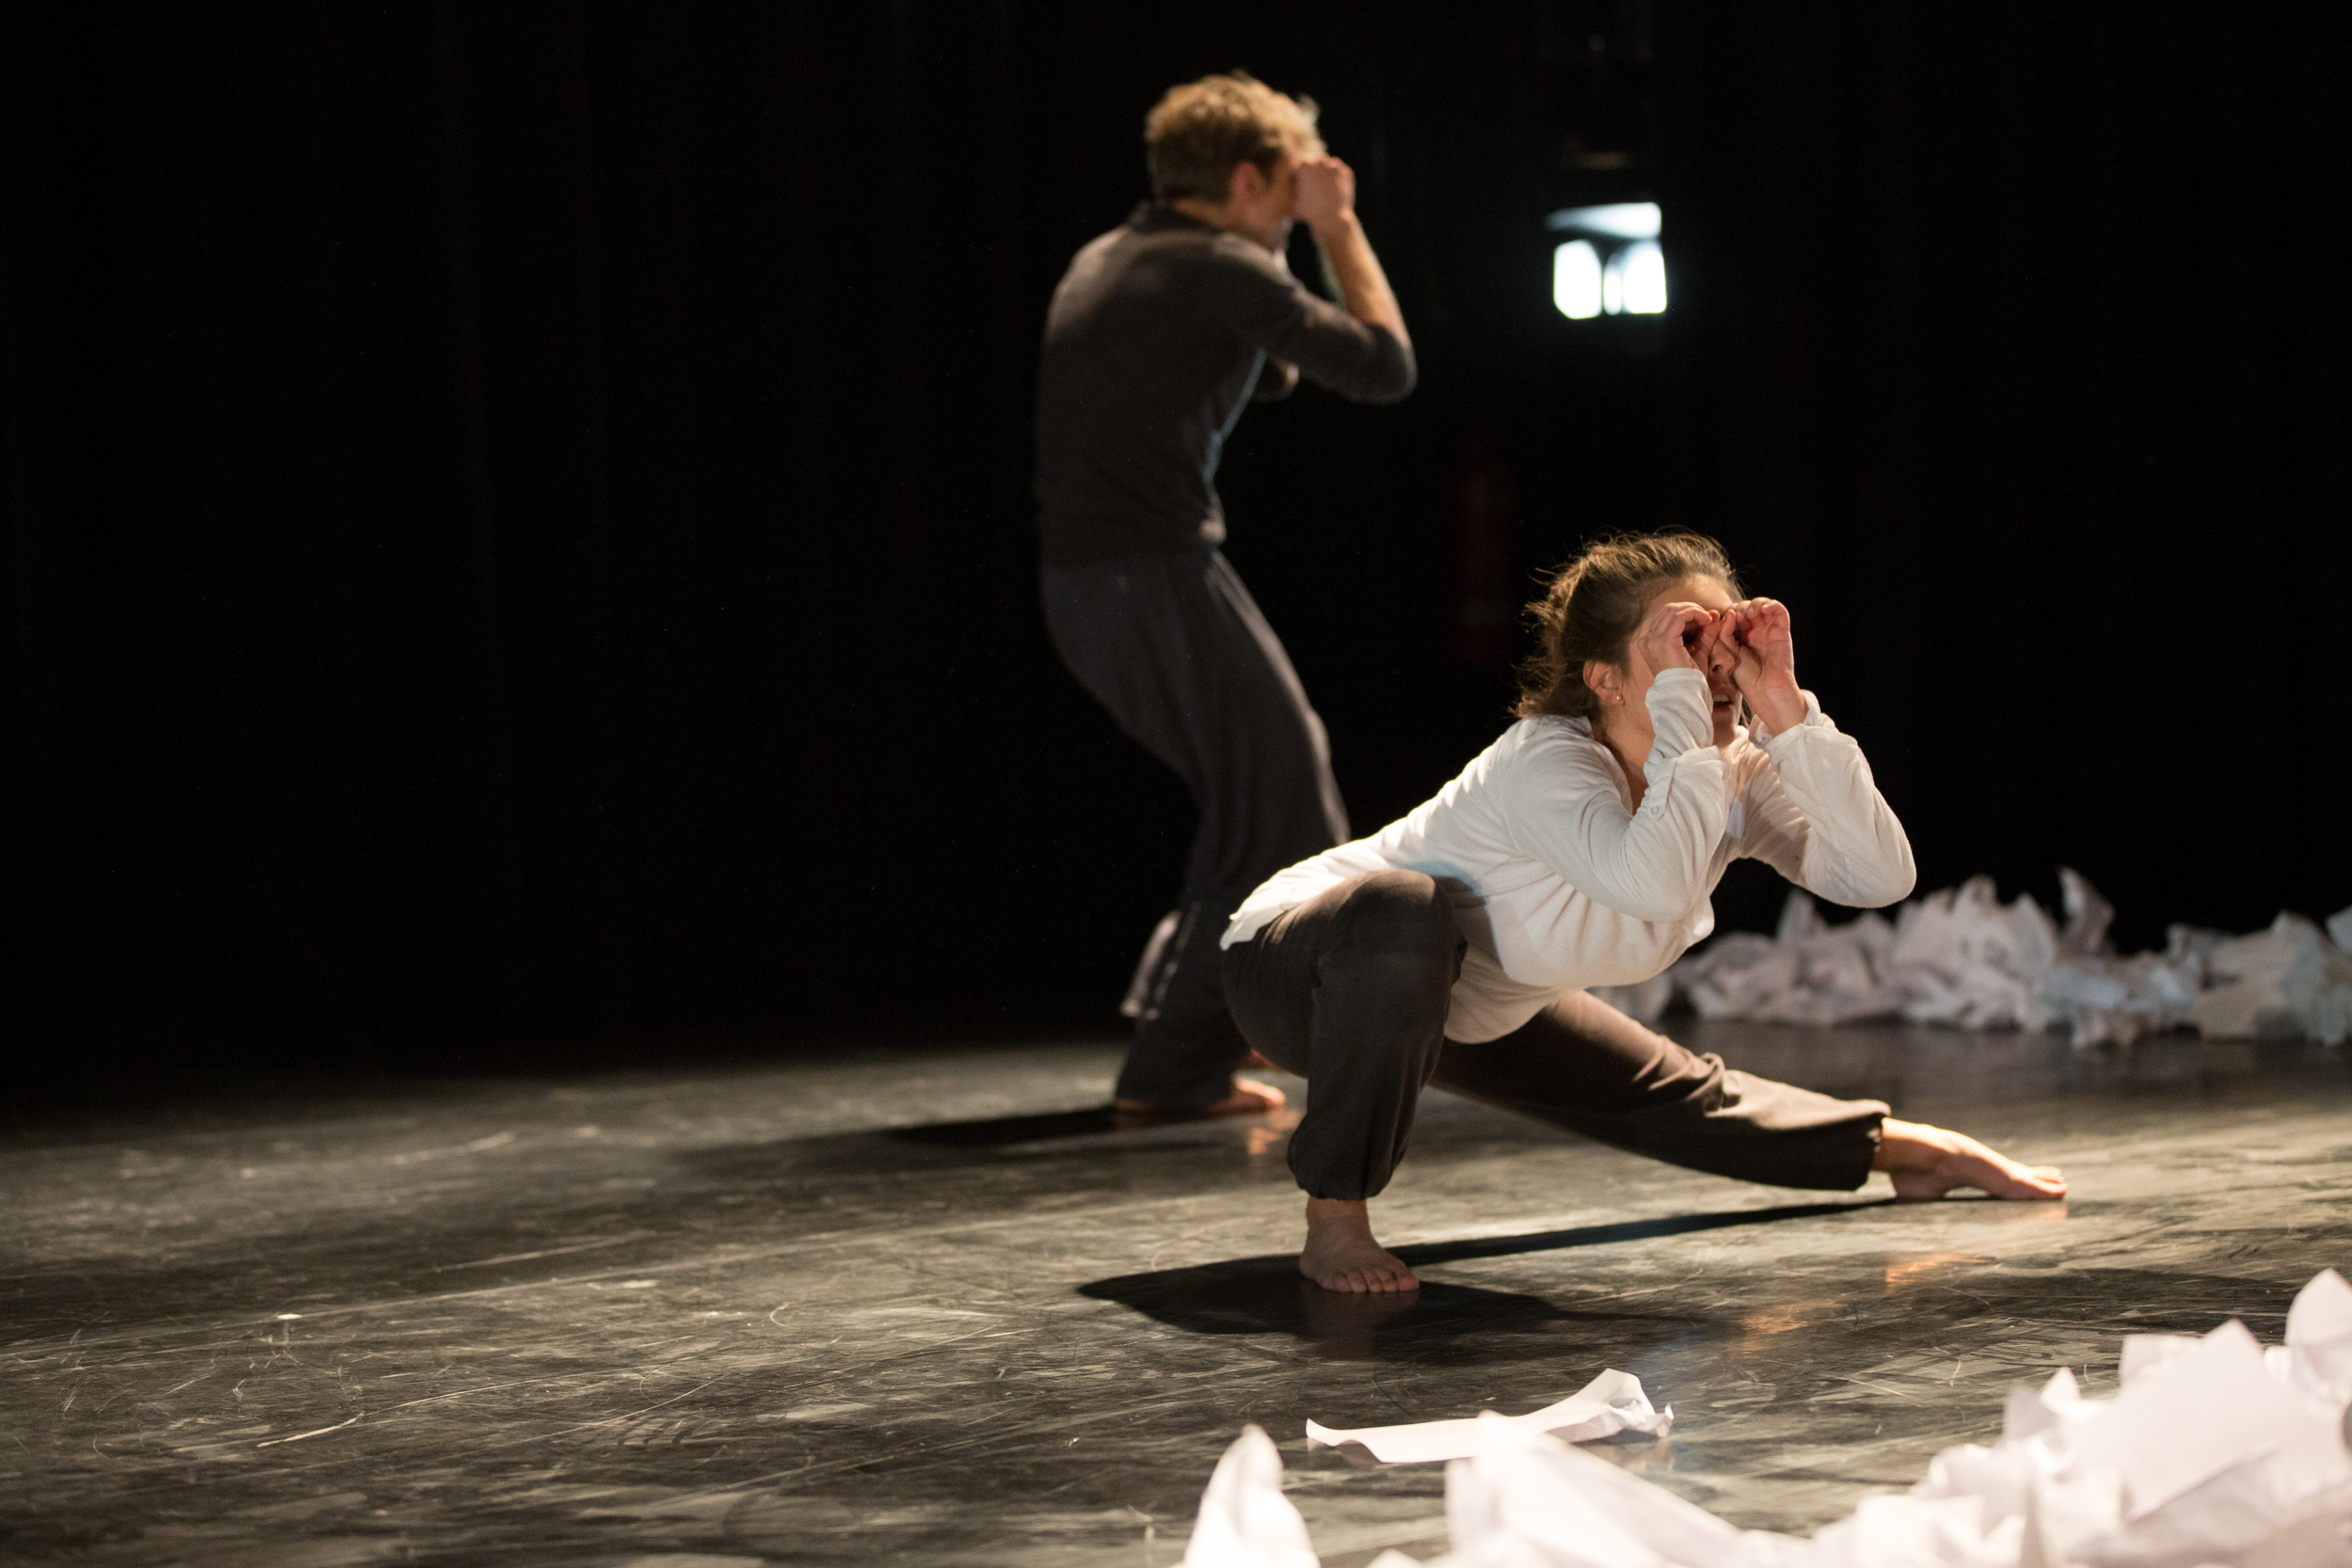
[1034,203,1416,567]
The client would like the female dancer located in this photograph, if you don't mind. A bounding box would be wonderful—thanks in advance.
[1218,531,2065,1292]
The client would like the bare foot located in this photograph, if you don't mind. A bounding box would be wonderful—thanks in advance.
[1214,1078,1286,1117]
[1300,1197,1420,1293]
[1875,1117,2067,1201]
[1113,1078,1286,1126]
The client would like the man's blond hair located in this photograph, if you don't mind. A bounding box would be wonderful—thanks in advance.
[1143,72,1324,205]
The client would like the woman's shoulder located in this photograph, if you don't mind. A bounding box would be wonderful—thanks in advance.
[1500,711,1602,751]
[1484,715,1619,786]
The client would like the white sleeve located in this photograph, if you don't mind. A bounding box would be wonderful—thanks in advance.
[1734,690,1916,908]
[1501,669,1728,923]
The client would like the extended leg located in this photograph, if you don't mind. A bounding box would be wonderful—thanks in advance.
[1433,990,1890,1189]
[1436,990,2063,1199]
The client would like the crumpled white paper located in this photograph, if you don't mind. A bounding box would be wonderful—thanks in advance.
[1180,1423,1320,1568]
[2186,911,2352,1046]
[1306,1369,1674,1464]
[1597,869,2352,1048]
[1193,1271,2352,1568]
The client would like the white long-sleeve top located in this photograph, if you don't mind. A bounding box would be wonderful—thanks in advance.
[1220,668,1916,1042]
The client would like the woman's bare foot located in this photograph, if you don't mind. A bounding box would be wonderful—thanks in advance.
[1300,1197,1419,1292]
[1113,1078,1286,1125]
[1874,1117,2067,1201]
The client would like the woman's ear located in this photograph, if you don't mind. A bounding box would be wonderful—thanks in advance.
[1581,658,1621,708]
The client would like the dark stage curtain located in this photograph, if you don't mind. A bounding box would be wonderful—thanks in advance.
[1650,3,2351,942]
[2,4,2344,1071]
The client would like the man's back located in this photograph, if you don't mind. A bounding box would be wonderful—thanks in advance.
[1035,203,1412,568]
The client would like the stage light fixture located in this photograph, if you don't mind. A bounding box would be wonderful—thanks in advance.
[1548,204,1666,319]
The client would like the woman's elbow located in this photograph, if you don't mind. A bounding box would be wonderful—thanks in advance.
[1863,876,1915,910]
[1847,858,1915,909]
[1618,875,1707,925]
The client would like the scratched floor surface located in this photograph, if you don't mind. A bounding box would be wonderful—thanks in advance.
[5,1026,2349,1566]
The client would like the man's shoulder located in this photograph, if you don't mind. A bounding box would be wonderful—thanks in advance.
[1120,214,1289,280]
[1049,207,1304,342]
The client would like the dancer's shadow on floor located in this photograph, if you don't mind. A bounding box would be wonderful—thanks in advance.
[688,1103,1292,1182]
[884,1105,1127,1148]
[1080,1200,1890,1362]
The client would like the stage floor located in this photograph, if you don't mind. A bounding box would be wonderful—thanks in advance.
[6,1024,2349,1566]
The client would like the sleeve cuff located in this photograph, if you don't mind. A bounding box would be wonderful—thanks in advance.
[1643,669,1717,768]
[1751,689,1827,750]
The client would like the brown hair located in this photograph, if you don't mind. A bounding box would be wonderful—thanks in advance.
[1514,531,1743,721]
[1143,72,1325,205]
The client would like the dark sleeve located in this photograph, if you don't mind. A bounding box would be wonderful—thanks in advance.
[1250,359,1299,403]
[1195,241,1416,404]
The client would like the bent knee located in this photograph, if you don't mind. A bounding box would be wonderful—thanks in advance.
[1334,870,1463,966]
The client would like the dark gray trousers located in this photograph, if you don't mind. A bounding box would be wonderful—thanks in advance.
[1041,546,1349,1109]
[1221,870,1889,1199]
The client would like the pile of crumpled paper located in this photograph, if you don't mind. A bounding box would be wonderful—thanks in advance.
[1593,870,2352,1047]
[1180,1271,2352,1567]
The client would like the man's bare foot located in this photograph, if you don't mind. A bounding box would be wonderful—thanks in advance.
[1113,1078,1286,1125]
[1214,1078,1285,1116]
[1874,1117,2067,1201]
[1300,1196,1419,1293]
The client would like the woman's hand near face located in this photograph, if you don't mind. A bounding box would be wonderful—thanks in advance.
[1693,607,1740,678]
[1633,601,1717,678]
[1727,598,1805,734]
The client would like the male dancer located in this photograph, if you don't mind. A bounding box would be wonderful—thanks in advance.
[1035,73,1416,1117]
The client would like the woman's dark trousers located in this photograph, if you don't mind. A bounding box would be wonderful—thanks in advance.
[1219,870,1889,1200]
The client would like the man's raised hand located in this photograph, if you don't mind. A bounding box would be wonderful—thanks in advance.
[1292,155,1357,236]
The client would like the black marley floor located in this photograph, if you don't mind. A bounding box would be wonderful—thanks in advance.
[6,1024,2351,1566]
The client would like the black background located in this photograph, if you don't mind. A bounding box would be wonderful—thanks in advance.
[5,3,2346,1088]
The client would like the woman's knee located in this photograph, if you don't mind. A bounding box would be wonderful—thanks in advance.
[1329,870,1464,979]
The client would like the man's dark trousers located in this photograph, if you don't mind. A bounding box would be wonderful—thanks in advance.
[1042,545,1348,1109]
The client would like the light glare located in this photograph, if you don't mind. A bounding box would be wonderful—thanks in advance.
[1622,240,1667,314]
[1544,202,1661,240]
[1552,241,1601,319]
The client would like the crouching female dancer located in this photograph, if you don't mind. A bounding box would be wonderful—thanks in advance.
[1220,531,2065,1293]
